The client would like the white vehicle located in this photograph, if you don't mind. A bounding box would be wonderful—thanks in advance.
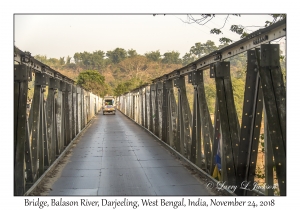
[103,96,116,115]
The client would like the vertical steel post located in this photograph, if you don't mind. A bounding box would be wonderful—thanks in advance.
[149,84,156,133]
[174,76,192,158]
[14,64,30,195]
[72,85,77,137]
[162,81,168,143]
[235,50,264,195]
[258,44,286,195]
[189,71,201,165]
[141,88,145,127]
[198,72,213,171]
[168,81,177,149]
[145,86,150,130]
[64,83,71,146]
[34,72,49,178]
[264,105,274,195]
[155,82,163,138]
[210,99,221,175]
[212,62,239,185]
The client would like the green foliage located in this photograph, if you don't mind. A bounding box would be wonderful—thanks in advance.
[73,50,106,70]
[34,54,48,63]
[106,48,127,64]
[145,50,161,62]
[127,49,138,58]
[76,70,107,97]
[59,57,65,65]
[231,77,245,119]
[219,37,233,44]
[265,14,286,27]
[190,40,218,58]
[183,14,285,43]
[230,25,244,35]
[210,28,222,35]
[118,55,148,79]
[182,52,196,66]
[114,77,146,96]
[240,32,249,39]
[34,54,61,68]
[162,51,182,64]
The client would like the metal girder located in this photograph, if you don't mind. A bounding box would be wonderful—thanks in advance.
[188,70,214,170]
[14,47,75,85]
[38,87,46,176]
[213,61,239,186]
[14,76,28,195]
[140,88,145,127]
[14,49,103,196]
[152,19,286,82]
[191,84,200,164]
[149,84,156,134]
[145,86,150,129]
[175,76,192,159]
[35,72,49,86]
[197,72,213,172]
[264,106,274,196]
[155,82,163,138]
[235,50,263,195]
[165,80,177,148]
[211,100,221,175]
[257,44,286,195]
[72,85,77,138]
[162,82,168,143]
[118,23,286,197]
[56,90,63,156]
[14,65,32,81]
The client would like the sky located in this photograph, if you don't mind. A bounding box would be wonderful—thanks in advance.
[14,14,278,59]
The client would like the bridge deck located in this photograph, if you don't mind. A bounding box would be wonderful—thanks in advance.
[45,111,213,196]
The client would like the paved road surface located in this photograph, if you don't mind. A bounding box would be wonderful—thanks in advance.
[47,111,213,196]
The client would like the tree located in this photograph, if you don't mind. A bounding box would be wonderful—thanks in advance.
[118,55,148,80]
[59,57,65,65]
[162,51,182,64]
[182,52,196,66]
[106,48,127,64]
[92,50,106,70]
[190,40,218,58]
[114,77,146,96]
[127,49,138,58]
[73,50,106,70]
[73,52,81,64]
[145,50,161,62]
[181,14,286,44]
[66,56,71,64]
[34,54,48,63]
[76,70,107,97]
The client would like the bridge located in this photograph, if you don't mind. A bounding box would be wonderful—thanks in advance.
[14,19,286,196]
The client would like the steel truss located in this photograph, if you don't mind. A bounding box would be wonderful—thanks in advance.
[118,19,286,196]
[14,48,102,195]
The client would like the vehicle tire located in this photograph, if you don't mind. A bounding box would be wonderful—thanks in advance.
[103,112,105,115]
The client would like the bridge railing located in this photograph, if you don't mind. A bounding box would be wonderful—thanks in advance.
[118,19,286,196]
[14,47,102,195]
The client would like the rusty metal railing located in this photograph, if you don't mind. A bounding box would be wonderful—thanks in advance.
[14,47,102,195]
[118,19,286,196]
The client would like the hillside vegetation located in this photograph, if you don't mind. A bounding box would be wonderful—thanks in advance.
[33,40,285,119]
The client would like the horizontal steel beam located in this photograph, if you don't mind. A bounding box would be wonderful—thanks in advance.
[14,47,75,85]
[152,18,286,83]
